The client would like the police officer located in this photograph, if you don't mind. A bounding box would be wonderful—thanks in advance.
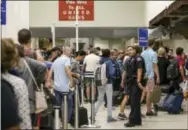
[124,45,145,127]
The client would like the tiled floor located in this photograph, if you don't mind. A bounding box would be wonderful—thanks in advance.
[69,100,188,129]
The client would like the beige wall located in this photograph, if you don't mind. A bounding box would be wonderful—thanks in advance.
[2,1,29,43]
[29,1,147,27]
[93,38,125,50]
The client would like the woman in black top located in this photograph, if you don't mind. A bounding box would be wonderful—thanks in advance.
[157,47,170,88]
[1,79,21,130]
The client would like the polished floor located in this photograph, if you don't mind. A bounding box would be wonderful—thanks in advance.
[69,99,188,129]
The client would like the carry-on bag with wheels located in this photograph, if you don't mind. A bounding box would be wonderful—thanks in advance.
[163,94,184,114]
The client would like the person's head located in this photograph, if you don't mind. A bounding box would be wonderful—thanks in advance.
[96,47,101,51]
[63,46,72,57]
[169,49,173,56]
[112,49,118,53]
[95,47,101,55]
[18,28,32,47]
[102,49,111,57]
[129,45,140,57]
[148,39,155,48]
[50,47,61,58]
[111,50,118,60]
[182,53,187,60]
[90,48,98,55]
[158,47,166,57]
[16,44,25,58]
[126,46,132,56]
[75,50,86,61]
[176,47,184,56]
[1,38,19,73]
[118,50,124,57]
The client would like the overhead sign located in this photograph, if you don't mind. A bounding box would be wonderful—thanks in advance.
[1,0,6,25]
[59,0,94,21]
[138,28,148,47]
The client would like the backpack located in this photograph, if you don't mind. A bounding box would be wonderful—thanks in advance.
[167,58,180,80]
[106,60,121,79]
[94,63,108,86]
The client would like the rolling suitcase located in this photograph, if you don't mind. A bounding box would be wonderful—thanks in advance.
[158,94,168,111]
[70,107,89,127]
[163,94,183,114]
[70,85,89,127]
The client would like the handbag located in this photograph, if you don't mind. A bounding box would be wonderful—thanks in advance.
[23,59,48,114]
[150,85,162,104]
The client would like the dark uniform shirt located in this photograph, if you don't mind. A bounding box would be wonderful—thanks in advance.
[125,56,145,81]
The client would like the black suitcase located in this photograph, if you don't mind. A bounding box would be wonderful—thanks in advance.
[40,112,54,129]
[70,107,89,127]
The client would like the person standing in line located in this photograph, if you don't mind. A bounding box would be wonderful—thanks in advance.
[95,50,119,123]
[1,78,21,130]
[118,46,132,120]
[14,44,47,128]
[18,28,34,58]
[141,40,160,116]
[99,49,111,108]
[124,46,145,127]
[71,50,87,104]
[157,47,170,91]
[83,48,100,102]
[176,48,187,82]
[1,38,32,129]
[46,46,74,122]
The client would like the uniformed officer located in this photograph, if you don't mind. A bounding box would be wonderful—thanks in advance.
[124,45,145,127]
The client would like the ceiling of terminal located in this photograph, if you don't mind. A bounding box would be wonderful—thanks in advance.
[30,27,138,38]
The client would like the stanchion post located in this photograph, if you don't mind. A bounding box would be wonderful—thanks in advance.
[54,106,60,129]
[63,93,68,129]
[75,6,79,52]
[75,84,79,129]
[51,23,56,48]
[81,72,101,128]
[91,78,95,125]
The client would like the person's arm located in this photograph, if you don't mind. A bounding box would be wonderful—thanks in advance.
[136,57,145,90]
[121,71,126,88]
[26,58,47,85]
[83,57,87,72]
[46,68,53,88]
[179,59,186,81]
[153,53,160,84]
[65,59,73,87]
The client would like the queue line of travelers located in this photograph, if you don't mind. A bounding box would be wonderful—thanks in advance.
[2,28,188,129]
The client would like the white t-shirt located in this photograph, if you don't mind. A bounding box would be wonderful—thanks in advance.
[84,54,100,72]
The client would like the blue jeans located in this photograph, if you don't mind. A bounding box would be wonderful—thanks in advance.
[54,90,73,122]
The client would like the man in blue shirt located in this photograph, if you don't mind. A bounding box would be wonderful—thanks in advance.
[141,40,160,116]
[46,46,74,122]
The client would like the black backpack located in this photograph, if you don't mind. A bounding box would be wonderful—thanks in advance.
[167,59,180,80]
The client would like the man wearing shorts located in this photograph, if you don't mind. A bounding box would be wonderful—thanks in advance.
[141,40,160,116]
[83,48,100,102]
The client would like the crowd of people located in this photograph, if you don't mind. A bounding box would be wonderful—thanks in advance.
[2,28,188,129]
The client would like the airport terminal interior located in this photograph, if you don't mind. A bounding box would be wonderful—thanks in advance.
[1,0,188,129]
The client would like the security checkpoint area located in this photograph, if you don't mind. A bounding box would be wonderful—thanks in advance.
[1,0,188,129]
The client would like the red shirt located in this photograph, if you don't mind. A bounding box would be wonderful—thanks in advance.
[176,55,185,68]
